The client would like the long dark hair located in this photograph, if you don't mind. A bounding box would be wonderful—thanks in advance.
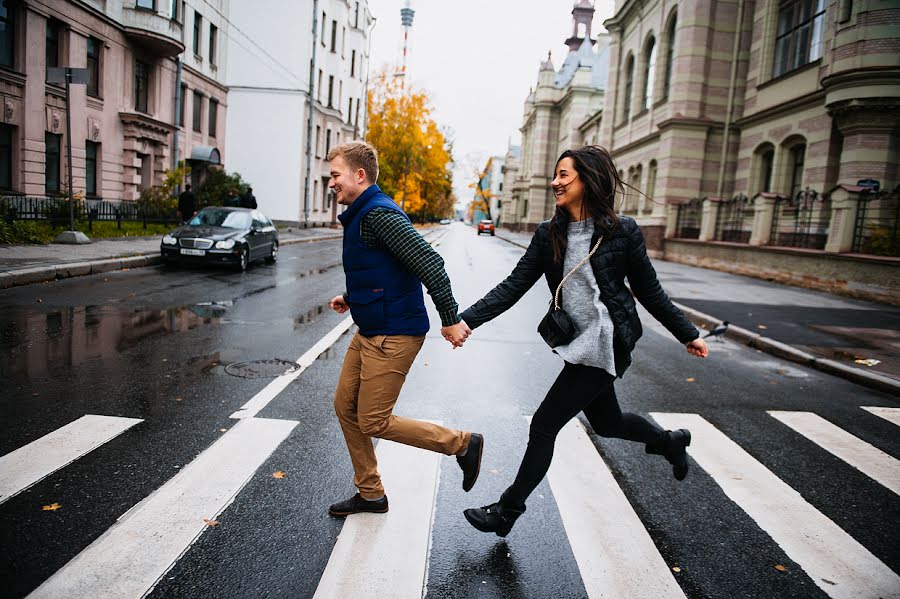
[549,145,623,265]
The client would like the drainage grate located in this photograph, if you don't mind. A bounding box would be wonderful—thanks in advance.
[225,358,301,379]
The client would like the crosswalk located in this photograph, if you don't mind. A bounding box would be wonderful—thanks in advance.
[1,405,898,598]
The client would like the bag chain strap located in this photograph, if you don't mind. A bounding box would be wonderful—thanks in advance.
[552,234,604,311]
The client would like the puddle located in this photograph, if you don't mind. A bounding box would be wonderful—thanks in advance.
[295,303,332,327]
[225,358,301,378]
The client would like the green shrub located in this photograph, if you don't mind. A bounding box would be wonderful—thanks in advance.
[196,169,249,209]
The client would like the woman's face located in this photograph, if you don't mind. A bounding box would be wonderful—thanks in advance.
[551,157,585,217]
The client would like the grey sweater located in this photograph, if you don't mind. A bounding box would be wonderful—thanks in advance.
[553,219,617,375]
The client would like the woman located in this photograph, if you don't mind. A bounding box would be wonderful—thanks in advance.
[459,146,709,537]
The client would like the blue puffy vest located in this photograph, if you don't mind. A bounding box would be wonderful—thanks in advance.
[338,185,430,336]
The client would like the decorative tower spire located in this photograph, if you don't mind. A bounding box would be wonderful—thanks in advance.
[565,0,595,52]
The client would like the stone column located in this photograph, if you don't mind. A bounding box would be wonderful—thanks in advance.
[698,197,720,241]
[664,203,679,238]
[825,186,861,253]
[749,194,777,246]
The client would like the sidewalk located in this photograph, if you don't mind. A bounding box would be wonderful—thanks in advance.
[0,226,343,289]
[494,228,900,396]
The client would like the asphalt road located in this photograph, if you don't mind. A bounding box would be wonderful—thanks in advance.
[1,223,898,599]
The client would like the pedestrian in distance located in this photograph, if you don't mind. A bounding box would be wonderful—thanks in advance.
[240,186,257,210]
[454,145,709,538]
[325,141,483,517]
[224,188,241,207]
[177,184,196,223]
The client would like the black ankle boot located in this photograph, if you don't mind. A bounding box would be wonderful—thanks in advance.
[463,497,525,537]
[646,429,691,481]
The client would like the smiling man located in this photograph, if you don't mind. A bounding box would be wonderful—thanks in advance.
[325,141,482,517]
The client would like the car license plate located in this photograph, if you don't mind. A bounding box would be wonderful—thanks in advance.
[180,248,205,256]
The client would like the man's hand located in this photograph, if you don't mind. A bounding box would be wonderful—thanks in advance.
[686,338,708,358]
[441,321,472,349]
[330,295,349,314]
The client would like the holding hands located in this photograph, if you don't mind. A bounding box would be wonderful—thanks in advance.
[685,338,709,358]
[441,321,472,349]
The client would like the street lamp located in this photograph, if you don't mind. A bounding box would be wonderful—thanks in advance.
[47,66,91,244]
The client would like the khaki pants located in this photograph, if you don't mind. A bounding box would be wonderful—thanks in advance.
[334,331,470,499]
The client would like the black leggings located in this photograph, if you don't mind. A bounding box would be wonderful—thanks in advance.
[503,362,665,507]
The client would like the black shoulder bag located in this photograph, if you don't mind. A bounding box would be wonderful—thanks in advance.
[537,234,604,348]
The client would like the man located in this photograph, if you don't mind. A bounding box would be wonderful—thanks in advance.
[224,189,241,207]
[240,186,257,209]
[177,184,196,223]
[326,141,480,517]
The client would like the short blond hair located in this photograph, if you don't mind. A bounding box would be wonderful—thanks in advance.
[327,141,379,184]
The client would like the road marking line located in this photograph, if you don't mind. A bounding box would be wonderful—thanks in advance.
[651,412,900,599]
[862,406,900,428]
[27,417,298,599]
[545,418,686,599]
[0,414,143,505]
[230,315,354,419]
[313,428,443,599]
[769,411,900,495]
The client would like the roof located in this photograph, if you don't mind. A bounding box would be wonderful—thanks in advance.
[190,146,221,164]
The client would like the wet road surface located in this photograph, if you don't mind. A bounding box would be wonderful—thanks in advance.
[1,224,898,599]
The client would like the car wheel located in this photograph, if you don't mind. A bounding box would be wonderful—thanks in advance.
[236,246,249,271]
[491,231,495,236]
[265,241,278,264]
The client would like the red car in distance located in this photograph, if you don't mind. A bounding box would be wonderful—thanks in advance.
[477,220,495,236]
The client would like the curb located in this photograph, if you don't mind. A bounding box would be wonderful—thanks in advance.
[0,233,344,290]
[494,231,900,396]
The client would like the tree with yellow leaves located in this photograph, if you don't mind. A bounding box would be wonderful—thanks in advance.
[366,71,455,221]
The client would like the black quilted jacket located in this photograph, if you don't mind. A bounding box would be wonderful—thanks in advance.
[460,215,699,378]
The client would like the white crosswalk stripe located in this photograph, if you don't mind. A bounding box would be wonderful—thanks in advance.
[27,417,298,599]
[651,412,900,599]
[0,414,142,505]
[546,417,686,599]
[769,410,900,495]
[862,406,900,428]
[313,428,443,599]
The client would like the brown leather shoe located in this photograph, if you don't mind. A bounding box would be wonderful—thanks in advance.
[456,433,484,492]
[328,493,389,517]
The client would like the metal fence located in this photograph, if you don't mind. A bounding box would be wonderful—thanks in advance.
[768,188,830,250]
[0,195,180,230]
[852,185,900,257]
[715,193,753,243]
[674,199,702,239]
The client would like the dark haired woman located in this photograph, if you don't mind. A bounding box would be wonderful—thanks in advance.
[459,146,709,537]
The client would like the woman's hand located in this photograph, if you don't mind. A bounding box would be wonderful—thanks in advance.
[686,338,708,358]
[441,321,472,349]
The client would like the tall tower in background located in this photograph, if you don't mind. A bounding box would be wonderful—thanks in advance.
[398,0,415,85]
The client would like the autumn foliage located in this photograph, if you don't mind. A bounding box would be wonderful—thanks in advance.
[366,72,455,221]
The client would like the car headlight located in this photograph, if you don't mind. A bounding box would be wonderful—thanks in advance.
[162,235,177,245]
[215,239,236,249]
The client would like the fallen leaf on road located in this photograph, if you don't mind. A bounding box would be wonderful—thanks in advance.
[774,565,787,572]
[36,298,43,303]
[203,518,220,527]
[672,566,682,573]
[219,428,227,432]
[42,503,61,511]
[686,377,696,382]
[757,324,768,330]
[272,471,286,479]
[854,358,881,367]
[174,397,182,402]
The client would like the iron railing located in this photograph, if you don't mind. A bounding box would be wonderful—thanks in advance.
[674,198,702,239]
[0,195,180,231]
[852,185,899,257]
[768,188,830,250]
[715,193,753,243]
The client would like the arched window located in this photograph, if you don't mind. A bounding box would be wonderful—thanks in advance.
[662,12,677,100]
[623,54,635,121]
[643,36,657,110]
[633,165,643,213]
[752,143,775,196]
[645,160,657,213]
[780,136,806,198]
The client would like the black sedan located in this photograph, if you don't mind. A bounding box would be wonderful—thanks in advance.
[160,207,278,271]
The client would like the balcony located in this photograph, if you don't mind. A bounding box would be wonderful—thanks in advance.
[121,7,184,58]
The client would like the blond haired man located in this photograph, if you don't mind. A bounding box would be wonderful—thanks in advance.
[326,141,481,516]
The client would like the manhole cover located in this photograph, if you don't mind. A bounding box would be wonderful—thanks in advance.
[225,358,300,378]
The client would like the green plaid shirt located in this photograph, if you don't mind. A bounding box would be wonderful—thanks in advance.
[345,208,460,327]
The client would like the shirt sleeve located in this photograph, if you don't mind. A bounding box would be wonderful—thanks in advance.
[362,208,461,327]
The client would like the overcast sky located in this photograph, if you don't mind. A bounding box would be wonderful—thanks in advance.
[367,0,616,203]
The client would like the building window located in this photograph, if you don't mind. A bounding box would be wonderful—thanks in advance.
[662,14,676,100]
[0,1,16,69]
[622,54,634,121]
[85,141,99,197]
[192,12,202,56]
[134,60,150,113]
[757,146,774,194]
[788,144,805,198]
[136,0,154,10]
[325,129,332,155]
[209,24,217,66]
[643,37,657,110]
[0,124,12,190]
[354,2,360,28]
[46,19,60,71]
[178,83,187,127]
[317,69,323,102]
[208,98,217,137]
[351,50,356,77]
[192,91,202,132]
[321,11,326,46]
[646,160,657,203]
[327,75,334,108]
[315,125,321,157]
[773,0,826,78]
[330,20,337,53]
[86,37,101,98]
[45,132,61,193]
[347,98,353,124]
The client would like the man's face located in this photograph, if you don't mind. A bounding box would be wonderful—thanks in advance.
[329,156,369,205]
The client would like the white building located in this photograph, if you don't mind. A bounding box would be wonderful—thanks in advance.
[225,1,373,225]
